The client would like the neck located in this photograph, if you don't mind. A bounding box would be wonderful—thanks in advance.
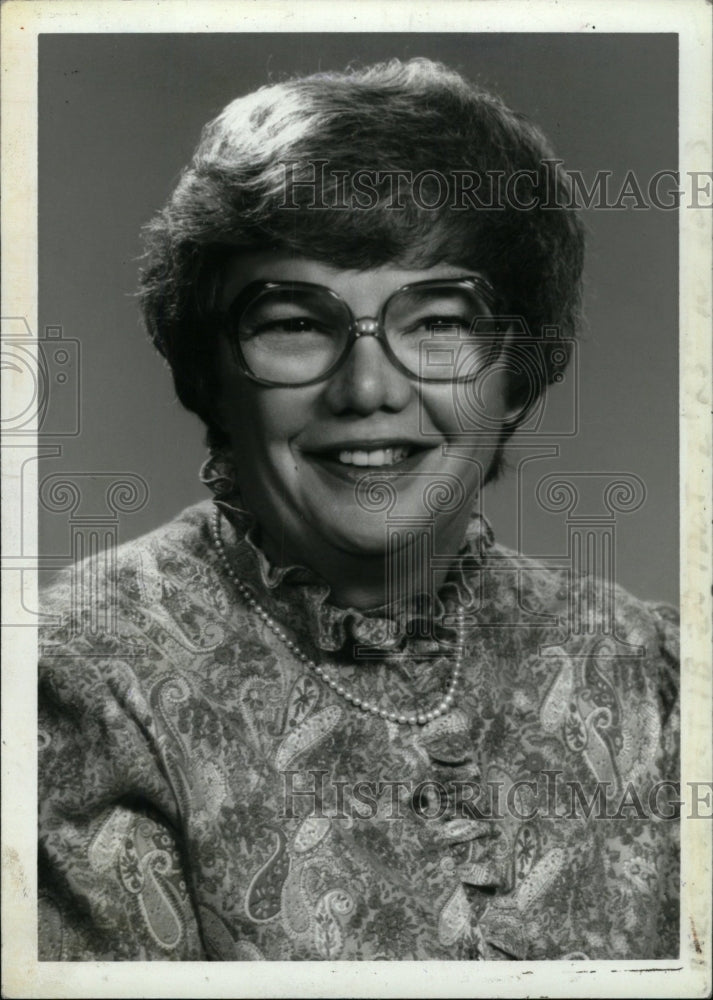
[258,518,469,610]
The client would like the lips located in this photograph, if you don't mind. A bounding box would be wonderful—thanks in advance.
[302,441,434,482]
[336,445,411,467]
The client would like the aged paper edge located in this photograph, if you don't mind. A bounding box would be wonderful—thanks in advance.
[1,1,711,997]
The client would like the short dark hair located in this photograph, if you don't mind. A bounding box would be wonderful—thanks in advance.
[138,57,584,474]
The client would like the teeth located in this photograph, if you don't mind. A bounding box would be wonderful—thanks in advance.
[337,446,411,467]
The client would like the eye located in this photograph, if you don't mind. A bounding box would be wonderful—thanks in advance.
[244,315,334,338]
[403,314,471,335]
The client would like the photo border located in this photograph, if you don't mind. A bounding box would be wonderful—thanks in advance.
[2,1,710,997]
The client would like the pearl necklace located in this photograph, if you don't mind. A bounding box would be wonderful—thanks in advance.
[210,508,465,726]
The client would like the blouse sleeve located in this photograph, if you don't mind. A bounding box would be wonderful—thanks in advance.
[523,594,682,961]
[39,637,206,960]
[648,601,681,956]
[589,599,681,959]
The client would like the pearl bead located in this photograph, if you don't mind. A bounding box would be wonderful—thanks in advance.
[210,507,465,729]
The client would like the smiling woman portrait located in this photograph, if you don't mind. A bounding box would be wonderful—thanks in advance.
[38,57,679,962]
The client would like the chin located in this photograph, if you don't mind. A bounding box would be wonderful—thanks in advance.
[322,522,392,559]
[323,513,451,563]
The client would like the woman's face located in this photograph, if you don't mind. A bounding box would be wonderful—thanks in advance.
[214,252,512,570]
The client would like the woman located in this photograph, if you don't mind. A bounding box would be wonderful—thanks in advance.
[38,58,679,961]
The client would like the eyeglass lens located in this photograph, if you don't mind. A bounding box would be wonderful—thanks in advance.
[236,282,498,384]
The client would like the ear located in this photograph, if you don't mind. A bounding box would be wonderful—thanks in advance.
[502,371,539,428]
[502,396,539,433]
[498,323,547,432]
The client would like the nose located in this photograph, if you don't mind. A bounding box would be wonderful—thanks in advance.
[322,332,413,416]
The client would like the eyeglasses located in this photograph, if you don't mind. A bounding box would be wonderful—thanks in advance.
[222,275,506,387]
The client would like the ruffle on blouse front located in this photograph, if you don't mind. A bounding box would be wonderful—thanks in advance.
[201,452,495,654]
[201,453,518,921]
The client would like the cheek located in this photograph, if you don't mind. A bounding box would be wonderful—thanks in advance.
[421,369,509,435]
[225,396,297,459]
[217,385,315,477]
[220,391,302,511]
[214,347,290,451]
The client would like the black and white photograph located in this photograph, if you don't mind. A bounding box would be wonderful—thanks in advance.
[2,1,711,997]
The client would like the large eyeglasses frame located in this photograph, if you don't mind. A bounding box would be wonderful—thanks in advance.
[221,274,506,388]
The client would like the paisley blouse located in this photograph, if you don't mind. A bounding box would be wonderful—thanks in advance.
[38,498,679,961]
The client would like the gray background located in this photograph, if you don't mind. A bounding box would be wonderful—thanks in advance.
[38,33,678,605]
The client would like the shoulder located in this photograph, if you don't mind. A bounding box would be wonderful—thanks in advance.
[41,500,217,614]
[483,539,679,632]
[480,540,679,704]
[39,501,230,690]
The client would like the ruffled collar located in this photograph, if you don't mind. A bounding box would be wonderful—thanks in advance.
[201,452,495,656]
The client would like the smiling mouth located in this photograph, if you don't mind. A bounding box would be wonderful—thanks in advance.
[336,446,412,467]
[304,443,432,479]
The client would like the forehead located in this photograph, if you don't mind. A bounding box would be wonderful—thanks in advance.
[220,251,480,313]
